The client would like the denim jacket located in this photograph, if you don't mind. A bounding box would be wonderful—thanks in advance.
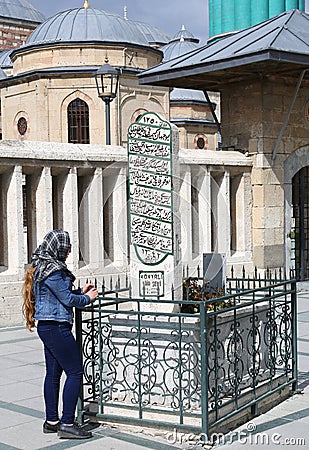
[33,269,91,324]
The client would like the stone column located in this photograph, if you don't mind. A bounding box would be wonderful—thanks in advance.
[89,168,104,270]
[26,167,53,262]
[242,172,252,258]
[7,166,24,274]
[217,170,230,255]
[63,168,79,273]
[197,167,212,254]
[79,168,104,271]
[179,165,192,265]
[112,166,128,267]
[35,167,53,243]
[252,155,285,269]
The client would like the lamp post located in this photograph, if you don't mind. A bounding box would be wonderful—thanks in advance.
[94,63,120,145]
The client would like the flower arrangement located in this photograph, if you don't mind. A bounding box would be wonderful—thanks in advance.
[182,277,233,313]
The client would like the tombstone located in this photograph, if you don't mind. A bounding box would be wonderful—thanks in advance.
[127,112,182,311]
[203,253,226,290]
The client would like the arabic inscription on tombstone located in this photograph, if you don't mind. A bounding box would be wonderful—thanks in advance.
[128,112,174,271]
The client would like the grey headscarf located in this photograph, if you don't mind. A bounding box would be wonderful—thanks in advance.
[31,230,75,282]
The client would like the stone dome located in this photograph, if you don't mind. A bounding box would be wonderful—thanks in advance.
[0,67,6,79]
[0,0,45,23]
[26,7,169,48]
[134,21,171,47]
[171,26,199,43]
[161,25,200,62]
[0,49,13,68]
[161,26,206,105]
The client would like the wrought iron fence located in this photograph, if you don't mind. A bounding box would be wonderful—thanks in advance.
[183,264,295,291]
[75,271,297,441]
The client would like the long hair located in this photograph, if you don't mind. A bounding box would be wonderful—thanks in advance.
[22,267,36,332]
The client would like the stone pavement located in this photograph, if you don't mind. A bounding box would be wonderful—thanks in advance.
[0,291,308,450]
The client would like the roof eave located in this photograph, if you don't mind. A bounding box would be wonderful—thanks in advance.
[0,15,44,26]
[139,49,309,89]
[0,65,149,87]
[10,40,163,60]
[170,118,217,126]
[0,66,99,87]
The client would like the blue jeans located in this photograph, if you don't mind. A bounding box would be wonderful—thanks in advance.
[37,321,83,424]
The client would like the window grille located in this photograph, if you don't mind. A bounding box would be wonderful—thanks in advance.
[67,99,90,144]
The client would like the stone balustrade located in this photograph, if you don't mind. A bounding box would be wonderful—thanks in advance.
[0,140,252,326]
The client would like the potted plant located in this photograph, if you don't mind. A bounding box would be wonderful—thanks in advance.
[182,277,233,313]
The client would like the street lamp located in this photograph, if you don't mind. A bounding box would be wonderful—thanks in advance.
[94,63,120,145]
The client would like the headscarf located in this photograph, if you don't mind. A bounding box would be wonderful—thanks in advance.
[31,230,75,283]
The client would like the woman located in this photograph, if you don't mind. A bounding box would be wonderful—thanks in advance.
[23,229,98,440]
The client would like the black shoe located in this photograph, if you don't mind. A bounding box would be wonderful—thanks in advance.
[43,420,60,433]
[58,423,92,439]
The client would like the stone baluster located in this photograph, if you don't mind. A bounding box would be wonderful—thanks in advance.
[35,167,53,243]
[7,166,24,275]
[197,167,212,254]
[81,167,104,270]
[235,171,252,254]
[62,168,79,273]
[217,169,231,255]
[179,165,192,264]
[112,165,128,267]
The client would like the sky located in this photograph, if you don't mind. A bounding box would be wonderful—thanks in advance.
[29,0,210,44]
[29,0,309,46]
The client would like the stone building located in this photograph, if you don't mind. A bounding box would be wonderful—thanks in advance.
[162,26,220,150]
[0,0,44,50]
[0,0,45,138]
[140,9,309,280]
[0,6,169,144]
[0,3,218,147]
[3,3,306,327]
[1,2,307,328]
[0,1,231,326]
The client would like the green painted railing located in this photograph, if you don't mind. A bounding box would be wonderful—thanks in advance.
[76,272,297,441]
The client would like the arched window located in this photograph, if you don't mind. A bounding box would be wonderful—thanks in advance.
[67,98,90,144]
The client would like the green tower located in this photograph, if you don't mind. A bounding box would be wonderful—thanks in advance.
[208,0,305,39]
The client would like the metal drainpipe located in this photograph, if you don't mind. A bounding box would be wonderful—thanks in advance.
[272,69,309,161]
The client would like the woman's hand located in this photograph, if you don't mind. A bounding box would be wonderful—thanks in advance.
[86,287,99,302]
[82,283,98,302]
[82,283,94,294]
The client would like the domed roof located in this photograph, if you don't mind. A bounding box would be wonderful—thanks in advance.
[134,21,171,46]
[0,49,13,68]
[163,26,211,110]
[170,26,199,44]
[0,67,7,79]
[26,7,167,48]
[0,0,45,23]
[161,25,201,62]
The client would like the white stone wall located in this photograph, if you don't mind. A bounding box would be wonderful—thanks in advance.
[1,74,170,146]
[221,78,309,269]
